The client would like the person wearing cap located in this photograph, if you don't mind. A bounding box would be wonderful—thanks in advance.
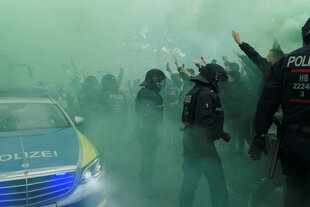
[179,64,231,207]
[135,69,166,199]
[249,18,310,207]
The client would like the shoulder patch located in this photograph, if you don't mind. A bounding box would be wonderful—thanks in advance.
[215,107,224,112]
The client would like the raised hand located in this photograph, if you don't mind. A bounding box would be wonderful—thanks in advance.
[194,61,202,69]
[222,56,228,62]
[232,30,243,45]
[201,56,208,65]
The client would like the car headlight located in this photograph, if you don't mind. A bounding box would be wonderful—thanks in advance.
[80,157,104,184]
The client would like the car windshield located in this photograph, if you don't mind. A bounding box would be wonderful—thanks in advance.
[0,103,70,132]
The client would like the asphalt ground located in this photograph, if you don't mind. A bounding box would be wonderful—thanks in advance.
[92,131,284,207]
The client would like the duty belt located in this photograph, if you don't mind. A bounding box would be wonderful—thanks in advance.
[287,124,310,134]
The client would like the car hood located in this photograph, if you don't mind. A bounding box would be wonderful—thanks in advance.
[0,128,80,174]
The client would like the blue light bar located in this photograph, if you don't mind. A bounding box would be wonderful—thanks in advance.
[55,172,68,177]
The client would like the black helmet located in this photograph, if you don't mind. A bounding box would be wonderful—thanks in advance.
[141,69,166,91]
[84,75,98,85]
[302,18,310,44]
[101,74,118,89]
[83,75,99,89]
[191,64,228,85]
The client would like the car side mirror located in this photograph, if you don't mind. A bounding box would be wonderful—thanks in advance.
[74,116,85,126]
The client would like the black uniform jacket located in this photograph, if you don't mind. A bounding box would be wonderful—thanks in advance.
[255,44,310,136]
[183,85,224,156]
[185,85,224,138]
[240,42,271,85]
[135,87,163,129]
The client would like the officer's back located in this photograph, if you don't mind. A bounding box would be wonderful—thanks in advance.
[251,17,310,207]
[136,87,163,128]
[179,64,231,207]
[135,69,165,129]
[99,74,127,116]
[182,64,231,155]
[280,44,310,125]
[183,84,223,155]
[255,19,310,135]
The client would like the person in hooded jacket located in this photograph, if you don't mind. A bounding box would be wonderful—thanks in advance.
[179,64,231,207]
[135,69,166,199]
[249,18,310,207]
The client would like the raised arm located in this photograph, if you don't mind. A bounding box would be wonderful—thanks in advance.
[173,56,180,68]
[232,30,269,75]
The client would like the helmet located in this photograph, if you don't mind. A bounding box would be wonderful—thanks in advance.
[191,64,228,84]
[101,74,118,89]
[302,18,310,44]
[141,69,166,91]
[83,75,99,89]
[84,75,98,85]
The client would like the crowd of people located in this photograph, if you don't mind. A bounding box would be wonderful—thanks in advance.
[48,28,282,206]
[49,24,300,207]
[2,18,310,207]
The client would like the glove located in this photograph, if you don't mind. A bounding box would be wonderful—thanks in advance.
[208,125,230,142]
[248,135,267,160]
[221,132,231,142]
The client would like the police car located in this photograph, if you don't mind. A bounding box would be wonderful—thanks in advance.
[0,87,106,207]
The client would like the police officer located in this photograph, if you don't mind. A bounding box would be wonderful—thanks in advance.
[99,74,127,115]
[97,74,127,172]
[180,64,231,207]
[77,75,100,135]
[135,69,166,199]
[249,18,310,207]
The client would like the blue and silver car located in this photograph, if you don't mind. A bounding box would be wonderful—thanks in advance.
[0,87,106,207]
